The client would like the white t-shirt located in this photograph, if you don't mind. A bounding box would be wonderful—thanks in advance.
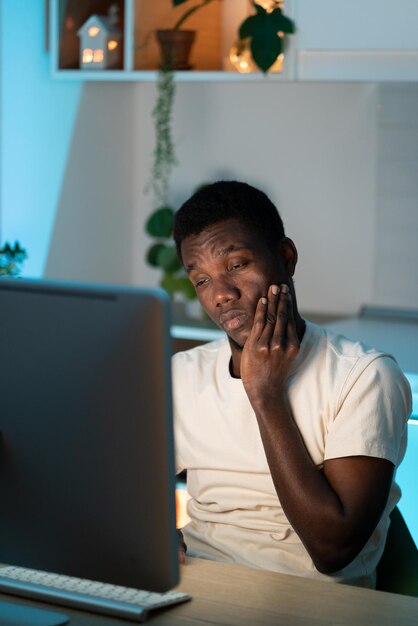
[172,321,411,586]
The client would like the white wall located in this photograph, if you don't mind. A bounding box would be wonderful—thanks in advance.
[43,80,378,315]
[373,83,418,309]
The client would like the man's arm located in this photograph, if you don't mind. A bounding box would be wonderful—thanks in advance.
[240,283,395,574]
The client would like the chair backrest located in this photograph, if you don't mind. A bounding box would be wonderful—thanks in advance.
[376,506,418,597]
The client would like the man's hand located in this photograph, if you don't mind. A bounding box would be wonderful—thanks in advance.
[177,529,187,564]
[241,283,300,411]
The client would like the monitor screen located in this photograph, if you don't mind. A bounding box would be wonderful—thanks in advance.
[0,278,178,592]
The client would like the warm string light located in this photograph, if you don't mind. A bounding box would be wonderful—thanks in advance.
[230,40,284,74]
[93,49,104,63]
[88,26,100,37]
[256,0,284,10]
[82,48,94,64]
[82,47,106,64]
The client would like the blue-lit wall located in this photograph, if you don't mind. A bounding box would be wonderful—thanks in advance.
[397,374,418,547]
[0,0,82,277]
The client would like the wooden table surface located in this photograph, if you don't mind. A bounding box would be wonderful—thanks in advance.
[1,557,418,625]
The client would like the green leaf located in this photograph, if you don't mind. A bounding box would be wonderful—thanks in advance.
[251,32,283,73]
[160,273,197,300]
[145,207,174,238]
[146,243,166,267]
[239,15,259,40]
[176,276,197,300]
[160,273,177,296]
[157,245,182,273]
[270,8,295,34]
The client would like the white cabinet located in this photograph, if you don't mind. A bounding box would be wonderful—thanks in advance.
[294,0,418,81]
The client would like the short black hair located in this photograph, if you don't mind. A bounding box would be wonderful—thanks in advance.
[173,181,285,261]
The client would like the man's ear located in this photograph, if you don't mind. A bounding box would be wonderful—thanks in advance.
[278,237,298,277]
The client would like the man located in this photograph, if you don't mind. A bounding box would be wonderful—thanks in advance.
[172,180,411,587]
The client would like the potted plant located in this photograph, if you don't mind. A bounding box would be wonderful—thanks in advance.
[156,0,216,71]
[0,241,27,277]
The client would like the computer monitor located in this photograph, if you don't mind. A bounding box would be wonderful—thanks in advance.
[0,278,178,593]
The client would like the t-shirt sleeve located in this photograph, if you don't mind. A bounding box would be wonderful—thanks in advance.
[324,355,411,465]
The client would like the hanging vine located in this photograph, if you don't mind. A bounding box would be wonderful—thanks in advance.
[149,67,178,206]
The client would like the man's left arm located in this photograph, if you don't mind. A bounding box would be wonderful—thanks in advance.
[240,284,410,574]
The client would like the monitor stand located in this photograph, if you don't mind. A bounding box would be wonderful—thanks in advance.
[0,600,69,626]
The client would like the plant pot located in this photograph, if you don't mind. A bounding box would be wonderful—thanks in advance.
[156,29,196,70]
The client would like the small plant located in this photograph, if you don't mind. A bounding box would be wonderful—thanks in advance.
[0,241,27,277]
[145,205,196,300]
[149,67,178,208]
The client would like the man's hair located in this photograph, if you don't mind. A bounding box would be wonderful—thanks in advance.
[173,181,285,261]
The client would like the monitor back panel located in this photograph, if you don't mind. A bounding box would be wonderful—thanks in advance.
[0,279,177,592]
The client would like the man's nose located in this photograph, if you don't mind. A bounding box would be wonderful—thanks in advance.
[214,277,239,306]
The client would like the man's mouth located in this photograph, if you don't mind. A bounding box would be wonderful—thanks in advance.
[219,310,248,332]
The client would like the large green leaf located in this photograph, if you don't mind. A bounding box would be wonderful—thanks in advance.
[157,244,182,273]
[250,31,283,73]
[145,207,174,238]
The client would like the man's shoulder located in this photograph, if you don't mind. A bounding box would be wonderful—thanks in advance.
[308,321,407,388]
[301,321,405,389]
[309,320,391,362]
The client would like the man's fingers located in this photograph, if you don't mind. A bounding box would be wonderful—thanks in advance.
[259,284,280,342]
[251,283,298,350]
[285,286,299,346]
[250,295,269,342]
[271,283,289,347]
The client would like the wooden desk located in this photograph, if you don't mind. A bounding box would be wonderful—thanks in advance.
[1,557,418,625]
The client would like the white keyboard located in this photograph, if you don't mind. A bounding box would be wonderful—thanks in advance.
[0,565,191,622]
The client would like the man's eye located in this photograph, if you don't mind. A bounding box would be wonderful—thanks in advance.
[229,261,247,271]
[195,278,209,288]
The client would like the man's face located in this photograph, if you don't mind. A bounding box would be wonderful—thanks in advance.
[181,218,290,348]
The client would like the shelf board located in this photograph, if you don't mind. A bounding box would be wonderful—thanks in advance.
[50,69,292,82]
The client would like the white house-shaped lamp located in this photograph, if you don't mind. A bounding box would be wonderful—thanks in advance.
[77,15,121,70]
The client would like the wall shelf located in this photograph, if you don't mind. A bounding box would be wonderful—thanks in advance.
[50,0,296,82]
[50,69,295,82]
[50,0,418,83]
